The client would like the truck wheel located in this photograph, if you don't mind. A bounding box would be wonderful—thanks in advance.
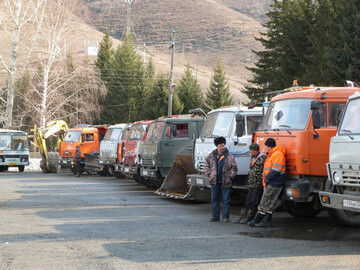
[18,165,25,172]
[98,165,109,176]
[283,201,322,217]
[110,167,125,178]
[0,166,9,172]
[142,177,157,188]
[328,209,360,227]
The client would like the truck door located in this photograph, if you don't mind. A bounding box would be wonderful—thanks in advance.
[161,123,192,170]
[81,132,97,154]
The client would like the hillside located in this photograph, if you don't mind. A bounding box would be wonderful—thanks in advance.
[82,0,271,104]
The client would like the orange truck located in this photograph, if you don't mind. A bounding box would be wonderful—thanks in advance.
[58,125,107,174]
[253,84,360,217]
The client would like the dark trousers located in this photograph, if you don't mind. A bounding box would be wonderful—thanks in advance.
[244,186,263,211]
[258,185,282,213]
[211,183,231,219]
[76,161,81,176]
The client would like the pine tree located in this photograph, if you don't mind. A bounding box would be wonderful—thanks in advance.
[95,30,114,83]
[100,33,147,123]
[243,0,315,101]
[205,60,233,111]
[143,73,183,119]
[178,63,204,114]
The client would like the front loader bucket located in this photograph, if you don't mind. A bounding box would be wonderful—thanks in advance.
[84,152,103,173]
[155,154,210,201]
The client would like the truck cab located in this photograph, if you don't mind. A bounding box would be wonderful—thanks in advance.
[96,124,127,176]
[139,116,204,188]
[184,106,262,198]
[253,86,360,217]
[0,130,29,172]
[319,92,360,226]
[116,121,151,181]
[58,126,107,174]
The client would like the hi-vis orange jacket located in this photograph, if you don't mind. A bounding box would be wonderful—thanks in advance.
[262,145,286,188]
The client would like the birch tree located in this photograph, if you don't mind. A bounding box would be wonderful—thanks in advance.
[0,0,45,128]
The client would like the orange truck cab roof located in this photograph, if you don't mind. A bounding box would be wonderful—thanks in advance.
[254,86,360,178]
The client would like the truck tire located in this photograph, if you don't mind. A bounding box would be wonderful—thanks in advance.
[110,166,126,178]
[283,201,322,218]
[328,209,360,227]
[0,166,9,171]
[18,165,25,172]
[98,165,109,176]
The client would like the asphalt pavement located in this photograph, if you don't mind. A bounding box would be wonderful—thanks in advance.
[0,171,359,269]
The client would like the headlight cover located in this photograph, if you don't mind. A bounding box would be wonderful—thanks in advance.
[333,171,340,184]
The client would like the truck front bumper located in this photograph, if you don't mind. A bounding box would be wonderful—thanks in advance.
[119,164,138,175]
[319,191,360,213]
[140,167,159,178]
[282,179,312,202]
[186,174,211,188]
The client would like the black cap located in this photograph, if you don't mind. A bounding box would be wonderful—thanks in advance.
[214,136,226,146]
[249,143,260,151]
[265,138,276,148]
[76,145,80,149]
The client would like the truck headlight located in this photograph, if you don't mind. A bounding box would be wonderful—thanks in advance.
[333,171,340,184]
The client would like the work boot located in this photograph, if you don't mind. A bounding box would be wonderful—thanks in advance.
[240,209,256,224]
[255,212,273,228]
[232,208,248,224]
[248,212,265,227]
[209,217,220,222]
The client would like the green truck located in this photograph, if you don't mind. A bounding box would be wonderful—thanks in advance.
[139,116,204,188]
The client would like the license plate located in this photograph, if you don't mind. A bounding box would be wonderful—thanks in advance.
[343,199,360,209]
[8,163,16,165]
[196,178,204,185]
[125,168,129,172]
[143,170,148,176]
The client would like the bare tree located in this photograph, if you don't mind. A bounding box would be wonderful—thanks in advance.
[0,0,45,128]
[14,0,106,128]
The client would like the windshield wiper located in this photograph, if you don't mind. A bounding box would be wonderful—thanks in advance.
[279,125,292,135]
[341,129,354,140]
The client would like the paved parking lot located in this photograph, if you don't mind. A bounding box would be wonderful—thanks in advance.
[0,171,359,269]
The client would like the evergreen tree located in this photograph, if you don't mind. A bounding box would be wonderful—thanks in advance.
[95,30,114,83]
[178,63,204,114]
[243,0,315,101]
[205,60,233,111]
[326,0,360,84]
[100,33,147,123]
[143,73,183,119]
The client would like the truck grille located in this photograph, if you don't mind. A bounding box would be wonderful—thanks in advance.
[142,157,153,166]
[124,156,136,165]
[342,170,360,186]
[198,161,205,171]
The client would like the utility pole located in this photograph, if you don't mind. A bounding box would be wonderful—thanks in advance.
[125,0,133,34]
[143,42,146,64]
[168,30,176,117]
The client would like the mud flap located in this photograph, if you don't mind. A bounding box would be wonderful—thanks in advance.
[155,154,211,201]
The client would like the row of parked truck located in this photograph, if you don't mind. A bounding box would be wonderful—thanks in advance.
[1,82,360,226]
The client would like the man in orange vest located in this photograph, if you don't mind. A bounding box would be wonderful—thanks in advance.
[248,138,286,227]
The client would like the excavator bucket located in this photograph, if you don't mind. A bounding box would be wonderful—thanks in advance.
[84,153,103,174]
[40,152,60,173]
[155,154,211,201]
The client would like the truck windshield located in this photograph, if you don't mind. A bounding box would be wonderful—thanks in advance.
[339,97,360,135]
[246,115,262,135]
[0,134,11,150]
[201,112,234,138]
[128,124,146,141]
[103,128,122,141]
[146,122,165,141]
[64,131,81,142]
[262,99,312,130]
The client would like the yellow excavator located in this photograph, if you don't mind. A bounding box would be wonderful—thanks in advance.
[34,120,68,173]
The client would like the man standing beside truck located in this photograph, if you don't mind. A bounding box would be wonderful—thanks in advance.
[249,138,286,227]
[233,143,266,224]
[74,146,82,177]
[204,136,238,223]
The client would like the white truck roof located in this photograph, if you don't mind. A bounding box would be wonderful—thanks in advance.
[208,106,262,114]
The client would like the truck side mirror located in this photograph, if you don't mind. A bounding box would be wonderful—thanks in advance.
[235,114,245,137]
[311,100,321,110]
[312,110,321,129]
[171,125,177,137]
[81,133,85,142]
